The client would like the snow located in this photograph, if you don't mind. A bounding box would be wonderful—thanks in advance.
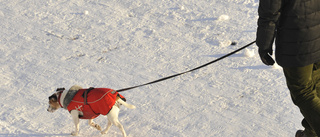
[244,48,255,58]
[217,15,230,21]
[0,0,303,136]
[218,40,232,47]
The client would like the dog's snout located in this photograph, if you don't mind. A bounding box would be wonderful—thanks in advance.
[47,106,55,113]
[47,109,54,113]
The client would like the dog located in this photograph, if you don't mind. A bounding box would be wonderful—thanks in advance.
[47,85,136,136]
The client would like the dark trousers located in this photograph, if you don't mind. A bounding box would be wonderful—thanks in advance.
[283,62,320,137]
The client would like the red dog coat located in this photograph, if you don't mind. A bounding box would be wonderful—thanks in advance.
[66,88,125,119]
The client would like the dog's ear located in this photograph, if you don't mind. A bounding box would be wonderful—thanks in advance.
[48,94,58,102]
[56,88,65,91]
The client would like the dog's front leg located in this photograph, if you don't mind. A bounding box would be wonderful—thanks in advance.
[70,110,80,136]
[88,119,101,131]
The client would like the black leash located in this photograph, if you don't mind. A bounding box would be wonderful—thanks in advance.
[116,40,256,92]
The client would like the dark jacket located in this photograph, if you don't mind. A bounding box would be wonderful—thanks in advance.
[256,0,320,67]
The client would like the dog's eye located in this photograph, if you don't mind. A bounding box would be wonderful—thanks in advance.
[49,99,56,103]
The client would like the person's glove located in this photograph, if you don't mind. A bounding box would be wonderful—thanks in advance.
[258,48,275,66]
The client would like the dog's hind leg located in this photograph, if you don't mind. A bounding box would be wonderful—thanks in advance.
[102,106,127,137]
[88,119,101,131]
[101,119,112,135]
[111,118,127,137]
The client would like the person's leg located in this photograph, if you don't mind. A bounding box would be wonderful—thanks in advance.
[283,63,320,136]
[314,62,320,94]
[299,62,320,136]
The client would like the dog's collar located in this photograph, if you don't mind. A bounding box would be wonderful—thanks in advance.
[57,91,64,108]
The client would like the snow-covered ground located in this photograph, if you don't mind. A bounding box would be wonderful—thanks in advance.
[0,0,303,136]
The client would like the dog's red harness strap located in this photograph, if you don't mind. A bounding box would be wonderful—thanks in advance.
[57,91,63,108]
[83,87,94,105]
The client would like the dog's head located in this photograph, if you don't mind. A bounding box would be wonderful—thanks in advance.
[47,93,61,112]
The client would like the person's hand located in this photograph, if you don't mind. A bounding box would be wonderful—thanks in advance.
[258,49,275,66]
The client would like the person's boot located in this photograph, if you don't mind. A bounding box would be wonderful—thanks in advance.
[296,130,307,137]
[296,130,318,137]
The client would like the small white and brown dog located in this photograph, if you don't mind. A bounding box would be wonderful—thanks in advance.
[47,85,136,137]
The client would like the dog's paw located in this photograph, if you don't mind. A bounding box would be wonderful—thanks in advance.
[95,124,102,131]
[101,131,106,134]
[71,131,78,136]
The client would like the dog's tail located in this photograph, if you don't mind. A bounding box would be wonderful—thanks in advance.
[117,98,136,109]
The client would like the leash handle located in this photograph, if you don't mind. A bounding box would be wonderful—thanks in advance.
[116,41,256,92]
